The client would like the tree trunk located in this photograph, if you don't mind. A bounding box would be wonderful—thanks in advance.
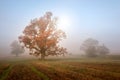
[40,49,46,60]
[16,54,19,57]
[41,53,45,60]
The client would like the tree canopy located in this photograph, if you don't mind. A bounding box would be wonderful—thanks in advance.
[19,12,67,59]
[80,38,99,57]
[10,40,24,56]
[80,38,110,57]
[98,44,110,56]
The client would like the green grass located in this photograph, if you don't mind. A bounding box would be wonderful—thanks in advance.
[29,65,49,80]
[0,65,13,80]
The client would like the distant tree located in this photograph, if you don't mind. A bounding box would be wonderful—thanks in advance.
[10,40,24,56]
[19,12,67,60]
[80,38,99,57]
[97,44,110,56]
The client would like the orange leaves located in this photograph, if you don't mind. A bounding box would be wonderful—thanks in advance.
[23,24,37,36]
[46,39,57,48]
[45,46,67,56]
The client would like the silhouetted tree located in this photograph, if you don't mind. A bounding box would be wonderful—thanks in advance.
[19,12,67,60]
[80,38,99,57]
[97,44,110,56]
[10,40,24,56]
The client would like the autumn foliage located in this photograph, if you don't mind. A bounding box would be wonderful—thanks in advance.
[19,12,67,59]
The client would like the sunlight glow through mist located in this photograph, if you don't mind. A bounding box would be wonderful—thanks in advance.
[57,15,71,30]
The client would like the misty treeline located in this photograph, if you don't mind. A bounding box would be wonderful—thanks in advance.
[10,12,110,59]
[10,40,24,56]
[80,38,110,57]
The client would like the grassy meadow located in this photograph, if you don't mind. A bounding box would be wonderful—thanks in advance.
[0,55,120,80]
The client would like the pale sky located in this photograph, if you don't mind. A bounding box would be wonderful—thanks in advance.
[0,0,120,55]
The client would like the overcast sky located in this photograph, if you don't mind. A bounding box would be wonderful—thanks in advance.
[0,0,120,55]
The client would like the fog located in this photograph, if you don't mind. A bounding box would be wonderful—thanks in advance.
[0,0,120,57]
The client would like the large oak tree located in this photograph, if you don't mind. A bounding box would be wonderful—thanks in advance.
[19,12,67,59]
